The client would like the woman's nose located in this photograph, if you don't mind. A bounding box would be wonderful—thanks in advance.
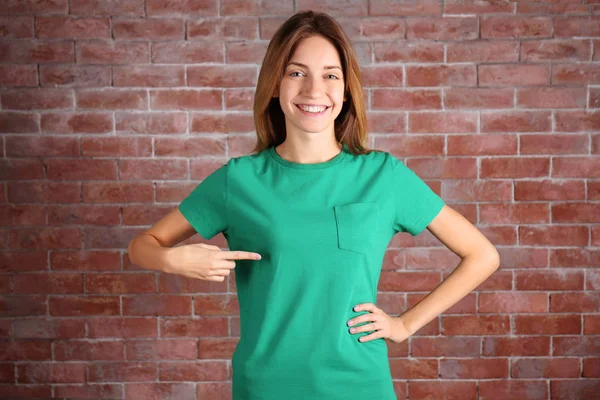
[301,76,324,97]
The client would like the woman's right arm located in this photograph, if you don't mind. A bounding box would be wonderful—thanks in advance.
[127,208,197,273]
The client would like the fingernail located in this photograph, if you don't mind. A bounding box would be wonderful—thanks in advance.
[255,254,261,260]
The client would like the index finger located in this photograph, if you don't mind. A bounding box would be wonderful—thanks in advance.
[218,251,261,260]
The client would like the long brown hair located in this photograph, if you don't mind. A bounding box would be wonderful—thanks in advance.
[252,10,373,155]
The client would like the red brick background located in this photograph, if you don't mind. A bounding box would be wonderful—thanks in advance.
[1,0,599,399]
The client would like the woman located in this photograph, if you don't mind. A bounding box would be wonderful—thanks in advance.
[128,10,500,400]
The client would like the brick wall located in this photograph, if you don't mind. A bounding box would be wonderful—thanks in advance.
[1,0,599,399]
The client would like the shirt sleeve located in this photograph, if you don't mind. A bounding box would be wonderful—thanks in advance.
[389,154,445,236]
[178,161,228,240]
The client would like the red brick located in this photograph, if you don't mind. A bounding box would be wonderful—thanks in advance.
[125,339,197,360]
[0,204,43,226]
[406,17,478,40]
[514,315,581,335]
[555,16,600,37]
[54,341,124,361]
[515,180,585,201]
[76,89,147,110]
[0,340,51,361]
[521,39,591,61]
[0,159,44,180]
[512,357,581,379]
[553,203,600,223]
[445,0,515,14]
[550,292,600,313]
[113,65,185,87]
[193,294,239,316]
[49,296,120,316]
[411,337,480,357]
[187,17,258,40]
[124,383,193,400]
[583,358,600,378]
[122,205,173,225]
[483,336,550,356]
[41,112,113,134]
[197,383,233,400]
[81,137,152,157]
[295,0,367,16]
[146,0,217,16]
[86,273,156,294]
[45,159,117,180]
[357,18,405,40]
[550,249,600,268]
[83,182,153,203]
[447,41,518,62]
[555,111,600,132]
[440,359,508,379]
[480,203,549,224]
[154,137,226,157]
[554,336,600,356]
[187,65,257,87]
[481,16,552,38]
[36,17,110,39]
[2,0,68,14]
[116,112,187,134]
[113,18,184,40]
[517,87,587,108]
[50,251,121,272]
[150,89,221,110]
[406,65,476,87]
[372,89,442,110]
[77,41,149,64]
[13,273,83,294]
[119,159,187,180]
[445,87,513,109]
[0,40,73,63]
[479,292,548,313]
[552,63,600,84]
[225,89,254,111]
[0,112,40,133]
[479,380,548,399]
[516,270,584,291]
[40,65,111,87]
[10,227,82,250]
[84,227,144,249]
[520,226,588,246]
[388,358,438,379]
[590,87,600,108]
[442,315,510,335]
[481,157,550,178]
[89,362,157,382]
[17,363,86,384]
[88,317,158,338]
[49,205,120,226]
[361,66,403,87]
[221,0,291,15]
[553,157,600,178]
[226,42,267,63]
[70,0,144,16]
[479,64,549,86]
[152,41,223,63]
[444,180,512,202]
[370,0,441,16]
[54,384,122,399]
[161,317,228,337]
[584,315,600,334]
[409,112,476,133]
[0,251,48,273]
[408,381,476,400]
[13,319,85,339]
[373,41,443,63]
[521,134,589,155]
[190,113,254,133]
[0,65,37,86]
[123,295,192,316]
[448,134,517,155]
[1,88,73,110]
[518,3,590,15]
[481,111,551,132]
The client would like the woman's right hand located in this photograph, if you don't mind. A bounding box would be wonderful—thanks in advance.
[164,243,262,282]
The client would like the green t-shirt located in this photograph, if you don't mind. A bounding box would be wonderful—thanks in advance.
[178,143,445,400]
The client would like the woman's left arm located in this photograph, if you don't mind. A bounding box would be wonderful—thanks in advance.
[393,204,500,337]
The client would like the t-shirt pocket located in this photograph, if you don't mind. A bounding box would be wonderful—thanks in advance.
[333,202,380,254]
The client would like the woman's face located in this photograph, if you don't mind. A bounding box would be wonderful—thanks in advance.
[276,34,347,138]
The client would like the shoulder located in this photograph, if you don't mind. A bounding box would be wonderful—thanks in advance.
[226,149,269,172]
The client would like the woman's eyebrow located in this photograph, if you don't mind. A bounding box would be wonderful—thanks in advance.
[287,61,342,71]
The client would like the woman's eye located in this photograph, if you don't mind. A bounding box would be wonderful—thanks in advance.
[327,74,339,80]
[289,71,302,77]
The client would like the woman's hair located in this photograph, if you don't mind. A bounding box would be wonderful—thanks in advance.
[252,10,372,155]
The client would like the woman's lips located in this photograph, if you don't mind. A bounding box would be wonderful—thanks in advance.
[295,104,331,116]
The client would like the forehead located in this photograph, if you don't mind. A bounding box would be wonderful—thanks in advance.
[288,35,342,67]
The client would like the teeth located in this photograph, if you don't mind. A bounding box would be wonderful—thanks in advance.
[298,105,327,113]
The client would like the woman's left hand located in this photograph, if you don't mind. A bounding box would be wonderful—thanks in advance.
[347,303,414,344]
